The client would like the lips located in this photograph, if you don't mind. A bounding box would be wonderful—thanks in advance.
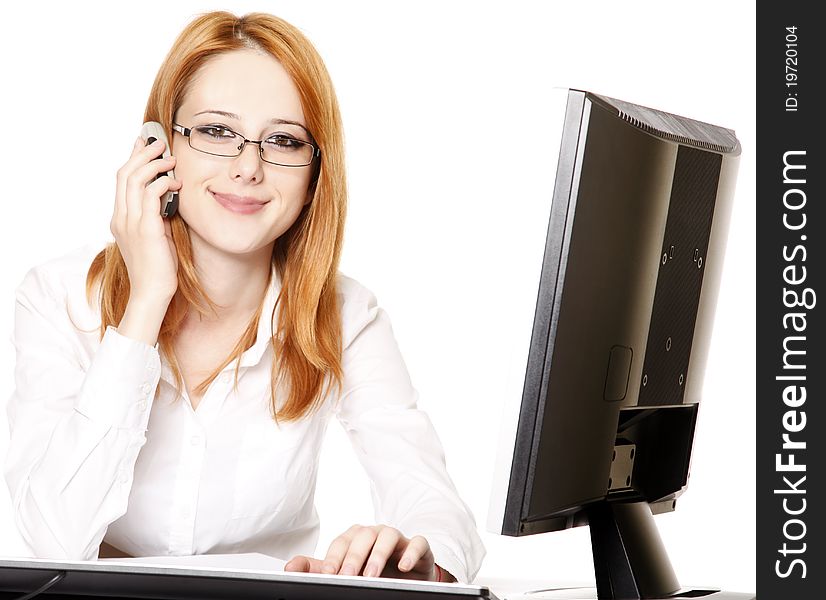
[210,190,269,215]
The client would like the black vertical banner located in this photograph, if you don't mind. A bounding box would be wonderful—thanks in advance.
[757,3,825,599]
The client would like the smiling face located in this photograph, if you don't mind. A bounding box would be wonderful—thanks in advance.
[171,49,314,258]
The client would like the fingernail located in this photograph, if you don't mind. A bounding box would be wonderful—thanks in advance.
[340,565,356,576]
[399,559,412,571]
[364,566,377,578]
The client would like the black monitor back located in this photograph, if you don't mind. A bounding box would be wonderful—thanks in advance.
[489,89,740,538]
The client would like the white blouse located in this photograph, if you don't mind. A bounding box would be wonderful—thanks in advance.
[3,243,485,583]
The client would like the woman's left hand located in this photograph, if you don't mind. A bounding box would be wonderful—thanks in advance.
[285,524,447,580]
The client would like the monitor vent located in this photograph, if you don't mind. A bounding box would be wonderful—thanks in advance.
[589,93,740,155]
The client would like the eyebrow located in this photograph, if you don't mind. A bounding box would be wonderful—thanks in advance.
[193,110,311,135]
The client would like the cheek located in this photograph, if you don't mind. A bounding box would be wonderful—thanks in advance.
[172,159,207,220]
[172,157,216,205]
[282,169,314,204]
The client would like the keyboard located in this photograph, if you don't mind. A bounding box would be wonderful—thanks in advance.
[0,557,500,600]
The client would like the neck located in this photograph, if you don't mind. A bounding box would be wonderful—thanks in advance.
[183,235,274,327]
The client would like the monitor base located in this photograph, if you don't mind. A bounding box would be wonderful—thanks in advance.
[583,501,754,600]
[504,588,754,600]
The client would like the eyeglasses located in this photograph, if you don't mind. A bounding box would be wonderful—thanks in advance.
[171,123,320,167]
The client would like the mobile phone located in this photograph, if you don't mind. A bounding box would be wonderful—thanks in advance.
[140,121,179,218]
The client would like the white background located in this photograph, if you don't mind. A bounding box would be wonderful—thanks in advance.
[0,0,755,594]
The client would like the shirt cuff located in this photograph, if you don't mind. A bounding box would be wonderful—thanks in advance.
[425,537,470,584]
[74,325,161,430]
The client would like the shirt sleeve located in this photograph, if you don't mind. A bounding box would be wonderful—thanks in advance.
[3,264,162,560]
[334,282,486,583]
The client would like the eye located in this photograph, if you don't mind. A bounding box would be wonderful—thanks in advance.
[196,125,237,139]
[264,134,303,150]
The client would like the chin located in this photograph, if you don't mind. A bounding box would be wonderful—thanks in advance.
[214,236,273,257]
[186,221,275,258]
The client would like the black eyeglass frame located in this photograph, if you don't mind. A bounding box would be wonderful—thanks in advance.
[171,123,321,167]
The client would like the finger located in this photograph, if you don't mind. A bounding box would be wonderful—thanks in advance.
[397,535,432,573]
[113,137,144,234]
[139,136,168,159]
[284,556,310,572]
[113,137,172,239]
[363,527,402,578]
[124,156,177,225]
[132,135,146,155]
[284,555,326,573]
[118,137,167,201]
[118,137,169,198]
[338,526,379,576]
[139,177,181,234]
[321,528,358,575]
[130,153,176,188]
[163,214,174,242]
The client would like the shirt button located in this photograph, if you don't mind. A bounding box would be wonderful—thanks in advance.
[221,373,231,384]
[180,507,191,519]
[137,400,147,412]
[190,435,202,446]
[140,382,153,395]
[118,471,129,484]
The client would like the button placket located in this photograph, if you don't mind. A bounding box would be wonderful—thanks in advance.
[194,371,235,427]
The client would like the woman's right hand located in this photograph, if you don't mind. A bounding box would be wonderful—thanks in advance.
[111,136,182,307]
[110,136,183,346]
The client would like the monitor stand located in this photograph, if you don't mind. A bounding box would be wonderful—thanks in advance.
[589,499,680,598]
[506,501,755,600]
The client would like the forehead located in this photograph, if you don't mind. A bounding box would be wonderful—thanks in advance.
[178,49,306,126]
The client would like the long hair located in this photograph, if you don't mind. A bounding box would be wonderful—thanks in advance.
[86,12,346,421]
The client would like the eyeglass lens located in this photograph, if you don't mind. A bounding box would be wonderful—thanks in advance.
[189,125,314,166]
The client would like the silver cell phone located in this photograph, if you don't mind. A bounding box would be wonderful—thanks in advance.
[140,121,179,218]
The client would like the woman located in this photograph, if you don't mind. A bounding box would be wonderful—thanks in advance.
[3,11,484,583]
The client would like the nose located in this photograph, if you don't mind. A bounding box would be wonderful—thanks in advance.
[231,141,264,183]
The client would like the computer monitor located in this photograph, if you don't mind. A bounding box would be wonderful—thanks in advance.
[487,89,748,599]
